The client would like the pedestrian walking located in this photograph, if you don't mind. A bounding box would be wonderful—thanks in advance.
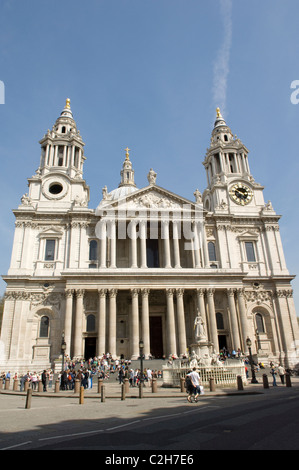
[270,366,277,386]
[278,364,286,384]
[41,370,48,392]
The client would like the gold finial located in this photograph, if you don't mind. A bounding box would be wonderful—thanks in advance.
[216,107,221,118]
[65,98,71,109]
[124,147,130,160]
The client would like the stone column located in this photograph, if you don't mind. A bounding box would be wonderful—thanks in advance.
[227,289,241,351]
[73,289,85,358]
[176,289,187,357]
[193,222,201,268]
[131,289,140,359]
[109,220,116,268]
[108,289,117,357]
[166,289,177,357]
[97,289,107,356]
[162,221,171,268]
[237,288,250,352]
[202,225,210,268]
[100,221,107,268]
[141,288,150,358]
[207,289,218,352]
[64,289,74,358]
[140,220,147,268]
[172,221,181,268]
[130,221,138,268]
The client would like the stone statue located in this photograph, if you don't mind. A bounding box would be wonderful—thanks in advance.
[194,310,207,342]
[194,189,202,203]
[147,168,157,185]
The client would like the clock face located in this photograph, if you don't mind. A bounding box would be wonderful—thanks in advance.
[229,183,253,206]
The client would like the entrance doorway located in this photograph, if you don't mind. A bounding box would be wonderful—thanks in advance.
[150,316,163,358]
[218,335,227,351]
[84,337,96,359]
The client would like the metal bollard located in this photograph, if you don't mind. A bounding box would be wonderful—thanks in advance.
[101,385,105,402]
[209,377,216,392]
[25,388,32,409]
[124,378,129,393]
[79,386,84,404]
[263,374,269,389]
[98,378,103,393]
[74,379,80,394]
[152,378,157,393]
[55,379,60,393]
[180,377,185,393]
[237,375,244,391]
[139,382,143,398]
[286,374,292,388]
[121,384,126,401]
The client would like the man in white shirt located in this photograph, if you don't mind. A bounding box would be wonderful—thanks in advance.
[188,368,201,400]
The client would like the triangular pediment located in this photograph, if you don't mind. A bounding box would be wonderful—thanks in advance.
[110,185,196,210]
[38,226,64,238]
[237,229,259,240]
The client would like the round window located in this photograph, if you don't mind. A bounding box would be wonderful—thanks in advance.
[49,183,63,195]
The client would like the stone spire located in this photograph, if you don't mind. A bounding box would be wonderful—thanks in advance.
[118,147,137,188]
[38,98,85,179]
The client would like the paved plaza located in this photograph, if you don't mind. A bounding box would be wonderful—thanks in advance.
[0,370,298,451]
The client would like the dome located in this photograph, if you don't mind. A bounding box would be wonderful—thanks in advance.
[108,185,139,201]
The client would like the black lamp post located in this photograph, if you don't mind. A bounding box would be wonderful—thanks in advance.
[61,332,66,373]
[246,337,258,384]
[139,339,144,386]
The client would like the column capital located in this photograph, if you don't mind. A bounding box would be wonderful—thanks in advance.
[196,288,205,297]
[166,288,175,297]
[141,288,150,298]
[108,288,118,298]
[207,288,215,297]
[227,288,236,297]
[65,289,74,298]
[130,288,140,298]
[176,288,184,297]
[236,287,245,297]
[98,288,107,297]
[76,289,85,298]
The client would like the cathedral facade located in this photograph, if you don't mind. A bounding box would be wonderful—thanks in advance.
[1,100,298,373]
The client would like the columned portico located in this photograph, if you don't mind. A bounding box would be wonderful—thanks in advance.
[131,288,140,359]
[108,289,117,357]
[166,288,177,357]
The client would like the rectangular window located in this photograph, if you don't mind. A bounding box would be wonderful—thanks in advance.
[245,242,256,262]
[45,239,55,261]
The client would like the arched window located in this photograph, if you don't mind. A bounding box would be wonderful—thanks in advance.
[86,314,96,332]
[40,316,49,337]
[256,313,265,333]
[208,242,217,261]
[216,312,225,330]
[89,240,98,260]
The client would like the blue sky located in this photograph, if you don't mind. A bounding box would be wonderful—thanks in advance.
[0,0,298,314]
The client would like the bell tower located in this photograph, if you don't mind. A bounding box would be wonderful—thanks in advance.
[202,108,265,214]
[22,99,90,212]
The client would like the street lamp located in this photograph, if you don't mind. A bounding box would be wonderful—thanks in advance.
[139,339,144,387]
[246,337,258,384]
[61,332,67,372]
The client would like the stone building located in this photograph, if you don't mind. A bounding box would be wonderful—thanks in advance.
[0,101,298,373]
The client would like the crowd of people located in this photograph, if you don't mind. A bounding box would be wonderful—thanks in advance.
[1,351,297,393]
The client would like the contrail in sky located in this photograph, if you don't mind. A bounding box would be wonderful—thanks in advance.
[212,0,233,118]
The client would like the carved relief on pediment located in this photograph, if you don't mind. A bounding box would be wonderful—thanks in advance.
[130,192,182,209]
